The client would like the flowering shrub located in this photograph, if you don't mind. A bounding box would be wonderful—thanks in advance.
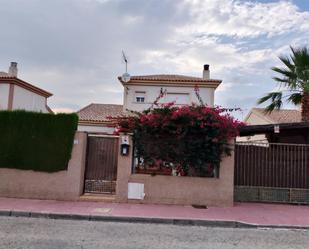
[112,104,244,177]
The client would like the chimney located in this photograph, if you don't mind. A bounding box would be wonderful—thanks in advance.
[8,62,18,77]
[203,64,210,79]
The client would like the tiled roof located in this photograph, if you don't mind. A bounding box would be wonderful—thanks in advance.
[77,103,124,123]
[253,108,301,124]
[0,75,52,97]
[118,74,221,85]
[130,74,215,81]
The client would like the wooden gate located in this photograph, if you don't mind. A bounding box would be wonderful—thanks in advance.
[234,142,309,204]
[84,135,119,194]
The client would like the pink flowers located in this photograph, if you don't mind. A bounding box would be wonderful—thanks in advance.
[161,101,175,108]
[112,104,244,140]
[110,103,244,177]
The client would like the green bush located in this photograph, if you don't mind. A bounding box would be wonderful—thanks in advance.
[0,110,78,172]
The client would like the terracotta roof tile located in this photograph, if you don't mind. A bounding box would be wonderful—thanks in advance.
[77,103,124,123]
[118,74,221,84]
[131,74,207,81]
[253,108,301,123]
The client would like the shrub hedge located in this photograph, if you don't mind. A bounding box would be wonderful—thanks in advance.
[0,110,78,172]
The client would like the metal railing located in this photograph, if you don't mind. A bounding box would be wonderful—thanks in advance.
[235,142,309,189]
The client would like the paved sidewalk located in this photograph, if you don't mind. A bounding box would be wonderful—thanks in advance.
[0,197,308,228]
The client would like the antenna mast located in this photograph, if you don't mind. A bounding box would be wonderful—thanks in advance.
[122,50,128,73]
[121,50,131,83]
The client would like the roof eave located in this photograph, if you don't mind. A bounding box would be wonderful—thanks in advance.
[118,77,222,88]
[0,77,53,98]
[239,121,309,136]
[78,119,117,127]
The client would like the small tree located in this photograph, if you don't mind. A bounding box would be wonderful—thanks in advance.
[112,104,243,177]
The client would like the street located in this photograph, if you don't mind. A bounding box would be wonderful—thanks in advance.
[0,216,308,249]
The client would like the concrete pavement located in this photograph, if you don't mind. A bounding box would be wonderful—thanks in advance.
[1,197,309,228]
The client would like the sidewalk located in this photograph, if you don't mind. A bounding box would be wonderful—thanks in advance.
[0,197,309,229]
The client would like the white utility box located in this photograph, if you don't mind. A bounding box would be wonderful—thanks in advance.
[128,183,145,200]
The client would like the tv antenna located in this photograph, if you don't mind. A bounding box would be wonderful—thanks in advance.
[122,50,129,73]
[121,50,131,82]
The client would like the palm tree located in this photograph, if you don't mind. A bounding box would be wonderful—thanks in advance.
[258,46,309,121]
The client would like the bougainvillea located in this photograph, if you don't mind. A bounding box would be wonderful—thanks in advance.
[111,103,244,177]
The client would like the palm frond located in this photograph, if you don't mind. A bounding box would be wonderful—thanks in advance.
[258,46,309,112]
[278,55,294,71]
[271,67,297,80]
[287,93,302,105]
[257,92,283,113]
[264,101,283,113]
[290,46,309,67]
[272,76,291,84]
[290,46,298,65]
[303,83,309,92]
[291,46,309,89]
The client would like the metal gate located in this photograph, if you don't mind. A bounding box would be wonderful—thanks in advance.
[234,142,309,204]
[84,135,119,194]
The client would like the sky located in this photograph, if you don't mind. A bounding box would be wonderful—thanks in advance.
[0,0,308,119]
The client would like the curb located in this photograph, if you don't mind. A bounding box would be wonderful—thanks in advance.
[0,210,308,230]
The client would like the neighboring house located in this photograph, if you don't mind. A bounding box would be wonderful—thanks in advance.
[77,103,124,134]
[77,65,222,133]
[0,62,53,113]
[239,121,309,144]
[244,108,301,125]
[238,107,303,143]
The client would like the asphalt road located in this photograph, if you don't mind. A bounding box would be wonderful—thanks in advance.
[0,216,308,249]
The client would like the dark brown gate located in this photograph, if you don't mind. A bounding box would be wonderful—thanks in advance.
[84,135,119,194]
[234,142,309,204]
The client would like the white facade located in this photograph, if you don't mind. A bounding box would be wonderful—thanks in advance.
[78,66,221,134]
[0,62,52,113]
[123,85,215,112]
[77,124,115,134]
[12,85,49,113]
[0,84,9,110]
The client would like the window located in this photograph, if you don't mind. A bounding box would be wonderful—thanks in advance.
[135,91,146,103]
[136,96,145,103]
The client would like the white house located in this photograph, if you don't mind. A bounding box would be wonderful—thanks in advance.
[119,65,221,112]
[0,62,53,113]
[77,65,222,133]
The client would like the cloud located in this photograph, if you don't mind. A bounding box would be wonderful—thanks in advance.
[181,0,309,38]
[138,0,309,117]
[0,0,308,120]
